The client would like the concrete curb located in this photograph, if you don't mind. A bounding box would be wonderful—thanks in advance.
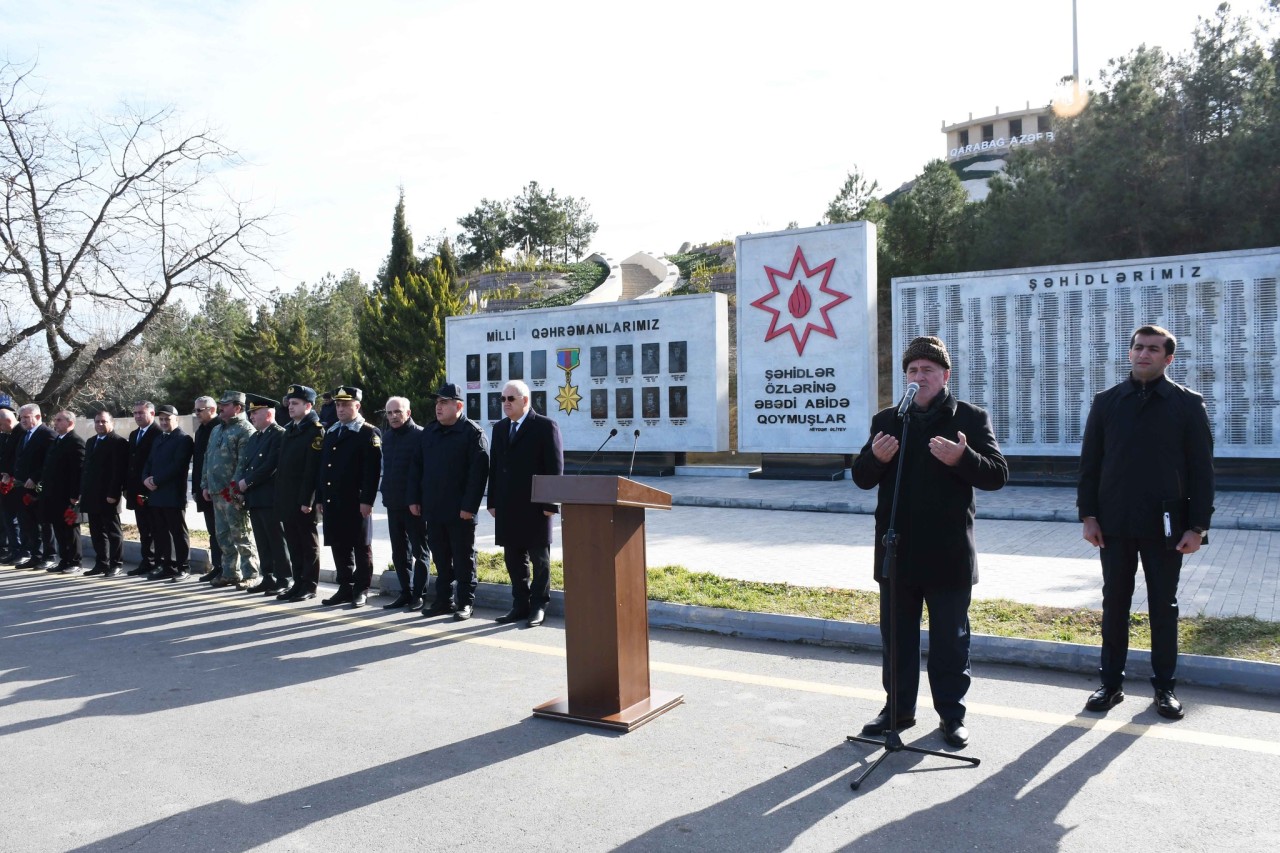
[373,575,1280,697]
[669,495,1280,531]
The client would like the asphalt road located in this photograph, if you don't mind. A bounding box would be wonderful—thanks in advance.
[3,569,1279,852]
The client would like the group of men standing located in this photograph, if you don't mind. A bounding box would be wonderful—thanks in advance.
[853,324,1214,752]
[2,377,566,630]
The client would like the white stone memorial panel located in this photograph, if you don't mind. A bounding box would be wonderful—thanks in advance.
[445,293,729,452]
[736,222,878,453]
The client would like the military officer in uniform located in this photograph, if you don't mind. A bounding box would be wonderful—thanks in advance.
[202,391,259,588]
[317,386,382,608]
[275,384,325,602]
[236,393,290,594]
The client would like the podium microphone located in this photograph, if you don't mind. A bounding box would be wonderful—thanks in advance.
[578,428,618,474]
[896,382,921,418]
[627,429,641,478]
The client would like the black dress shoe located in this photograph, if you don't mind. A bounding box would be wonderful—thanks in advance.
[37,559,59,571]
[494,607,529,624]
[1085,685,1125,712]
[146,567,172,580]
[126,566,151,577]
[12,556,35,569]
[527,607,546,628]
[261,583,281,595]
[276,586,297,600]
[351,591,368,608]
[421,601,455,617]
[941,718,970,748]
[1154,689,1185,720]
[284,589,316,602]
[383,594,411,610]
[454,605,473,621]
[322,586,354,606]
[84,565,107,577]
[860,708,917,736]
[103,566,122,577]
[198,569,220,583]
[168,570,190,582]
[408,596,424,611]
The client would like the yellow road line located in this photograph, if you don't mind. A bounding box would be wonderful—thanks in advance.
[6,572,1280,755]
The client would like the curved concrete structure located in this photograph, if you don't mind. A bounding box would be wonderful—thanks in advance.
[577,251,680,303]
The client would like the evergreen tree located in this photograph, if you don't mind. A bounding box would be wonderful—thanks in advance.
[376,188,420,293]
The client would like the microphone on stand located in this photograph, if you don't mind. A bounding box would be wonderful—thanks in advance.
[577,428,618,474]
[896,382,921,419]
[627,429,641,478]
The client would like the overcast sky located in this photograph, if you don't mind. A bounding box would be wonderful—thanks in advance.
[3,0,1257,291]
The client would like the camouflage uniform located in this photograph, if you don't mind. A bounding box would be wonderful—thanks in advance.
[203,408,258,581]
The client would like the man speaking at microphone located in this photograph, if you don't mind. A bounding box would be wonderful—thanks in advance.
[852,336,1008,749]
[488,379,564,628]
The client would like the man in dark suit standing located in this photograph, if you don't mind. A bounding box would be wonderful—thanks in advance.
[237,394,289,594]
[317,386,382,608]
[1078,324,1214,721]
[191,396,223,583]
[487,379,564,628]
[852,336,1008,749]
[275,384,324,602]
[82,412,130,577]
[380,395,430,610]
[142,405,194,581]
[125,401,159,576]
[41,410,86,573]
[13,404,56,570]
[409,382,489,621]
[0,401,22,564]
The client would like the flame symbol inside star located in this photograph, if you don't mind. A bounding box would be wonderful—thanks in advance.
[750,245,850,356]
[788,282,812,318]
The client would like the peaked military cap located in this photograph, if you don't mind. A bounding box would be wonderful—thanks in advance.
[218,390,246,406]
[284,384,317,403]
[155,404,179,416]
[245,393,278,412]
[428,381,463,402]
[330,386,362,402]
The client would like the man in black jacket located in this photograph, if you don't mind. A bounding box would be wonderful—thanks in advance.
[317,386,382,608]
[409,382,488,620]
[275,384,324,602]
[124,401,159,576]
[13,404,56,569]
[0,402,21,564]
[487,379,563,628]
[142,405,194,580]
[191,396,223,582]
[41,411,86,572]
[1078,324,1214,721]
[852,336,1008,749]
[82,412,130,576]
[237,394,289,594]
[380,395,430,610]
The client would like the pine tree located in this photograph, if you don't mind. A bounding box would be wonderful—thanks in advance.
[376,188,420,293]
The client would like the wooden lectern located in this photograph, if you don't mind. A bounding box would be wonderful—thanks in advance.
[529,474,683,732]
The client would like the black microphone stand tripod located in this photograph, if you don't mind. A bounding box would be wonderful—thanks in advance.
[846,404,981,791]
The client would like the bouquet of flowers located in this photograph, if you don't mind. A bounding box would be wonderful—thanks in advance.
[0,480,12,495]
[63,505,79,527]
[22,492,35,506]
[219,483,245,509]
[135,493,149,507]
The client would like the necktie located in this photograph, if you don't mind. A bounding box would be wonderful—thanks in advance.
[510,420,518,441]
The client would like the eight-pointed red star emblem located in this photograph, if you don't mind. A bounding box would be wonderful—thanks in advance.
[750,246,850,355]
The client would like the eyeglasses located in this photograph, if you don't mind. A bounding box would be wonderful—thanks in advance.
[501,395,523,402]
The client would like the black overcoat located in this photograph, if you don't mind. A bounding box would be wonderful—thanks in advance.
[317,421,382,547]
[81,432,129,513]
[13,424,54,484]
[1077,375,1215,537]
[236,422,284,510]
[275,411,324,511]
[192,419,218,511]
[39,432,85,523]
[487,411,564,548]
[852,392,1008,588]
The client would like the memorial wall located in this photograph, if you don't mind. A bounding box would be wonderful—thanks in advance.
[445,293,729,452]
[893,247,1280,458]
[736,222,878,454]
